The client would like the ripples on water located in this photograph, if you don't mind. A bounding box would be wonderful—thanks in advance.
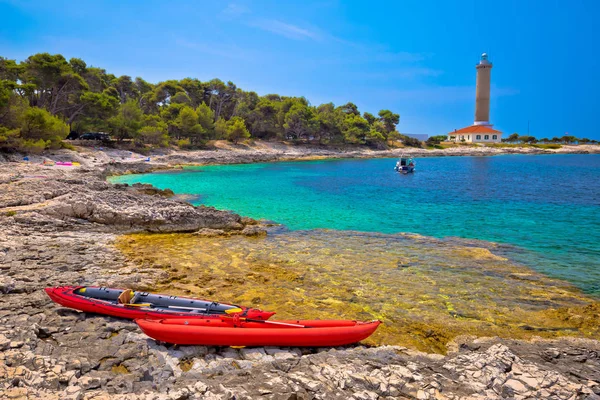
[112,154,600,295]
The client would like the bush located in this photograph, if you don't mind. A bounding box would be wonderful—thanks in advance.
[137,126,169,147]
[532,143,562,149]
[20,107,68,148]
[400,135,422,148]
[177,138,193,149]
[18,138,48,154]
[61,141,76,150]
[425,135,447,146]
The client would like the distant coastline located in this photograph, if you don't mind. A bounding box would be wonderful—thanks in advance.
[2,141,598,174]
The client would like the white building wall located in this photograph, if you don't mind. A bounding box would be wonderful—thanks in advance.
[447,133,502,143]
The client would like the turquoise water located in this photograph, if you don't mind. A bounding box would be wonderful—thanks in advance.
[112,154,600,295]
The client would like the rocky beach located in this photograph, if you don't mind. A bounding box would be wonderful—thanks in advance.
[1,143,600,399]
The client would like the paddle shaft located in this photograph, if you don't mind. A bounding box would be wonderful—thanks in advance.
[235,317,307,328]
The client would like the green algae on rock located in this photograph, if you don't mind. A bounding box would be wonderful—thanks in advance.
[116,229,600,353]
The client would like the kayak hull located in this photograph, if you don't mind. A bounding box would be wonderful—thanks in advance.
[136,318,381,347]
[45,286,275,320]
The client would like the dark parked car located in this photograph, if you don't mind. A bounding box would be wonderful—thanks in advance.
[66,131,80,140]
[80,132,111,141]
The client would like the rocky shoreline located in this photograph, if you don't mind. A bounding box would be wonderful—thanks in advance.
[1,146,600,399]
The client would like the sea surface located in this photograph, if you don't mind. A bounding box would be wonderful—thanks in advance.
[112,154,600,295]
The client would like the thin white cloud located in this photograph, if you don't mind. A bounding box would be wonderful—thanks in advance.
[248,18,321,41]
[174,38,254,61]
[221,3,249,18]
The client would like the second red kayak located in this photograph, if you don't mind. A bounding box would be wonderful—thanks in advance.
[136,318,381,347]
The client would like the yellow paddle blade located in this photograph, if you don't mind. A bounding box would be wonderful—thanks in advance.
[230,346,246,349]
[125,303,151,307]
[224,307,243,314]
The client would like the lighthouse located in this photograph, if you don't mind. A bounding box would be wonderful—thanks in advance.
[474,53,492,126]
[447,53,503,143]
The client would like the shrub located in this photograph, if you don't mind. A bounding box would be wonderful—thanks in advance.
[18,138,48,154]
[177,138,192,149]
[137,126,169,147]
[20,107,69,148]
[400,135,422,148]
[532,143,562,149]
[61,141,76,150]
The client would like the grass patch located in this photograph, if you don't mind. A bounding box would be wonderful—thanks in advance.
[4,211,17,217]
[532,144,562,149]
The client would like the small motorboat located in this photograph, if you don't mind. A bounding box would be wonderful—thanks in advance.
[394,156,416,174]
[136,318,381,347]
[45,286,275,320]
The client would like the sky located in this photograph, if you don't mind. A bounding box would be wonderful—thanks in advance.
[1,0,598,139]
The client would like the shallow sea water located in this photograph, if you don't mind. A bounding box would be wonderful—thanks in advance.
[112,154,600,350]
[112,154,600,295]
[117,230,600,352]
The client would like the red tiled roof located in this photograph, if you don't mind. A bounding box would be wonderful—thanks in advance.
[449,125,502,135]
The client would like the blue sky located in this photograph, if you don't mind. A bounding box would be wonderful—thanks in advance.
[1,0,598,139]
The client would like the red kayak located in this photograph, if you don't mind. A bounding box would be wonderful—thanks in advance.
[136,318,381,347]
[45,286,275,320]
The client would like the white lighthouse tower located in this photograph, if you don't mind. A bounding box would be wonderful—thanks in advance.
[474,53,492,126]
[447,53,503,143]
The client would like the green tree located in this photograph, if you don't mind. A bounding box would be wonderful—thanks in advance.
[338,102,360,116]
[283,103,318,140]
[20,107,68,148]
[20,53,88,116]
[0,57,22,81]
[342,114,370,144]
[175,106,204,144]
[378,109,400,133]
[562,135,577,144]
[195,102,215,137]
[67,91,119,129]
[365,120,387,146]
[109,99,143,141]
[137,125,169,147]
[247,98,280,139]
[507,133,519,143]
[387,131,403,145]
[363,112,377,125]
[425,135,448,146]
[170,91,192,105]
[215,117,227,140]
[112,75,138,104]
[225,116,250,144]
[518,135,537,144]
[315,103,343,144]
[400,134,422,148]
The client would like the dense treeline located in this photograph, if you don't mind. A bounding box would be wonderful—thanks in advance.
[502,133,597,144]
[0,53,407,153]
